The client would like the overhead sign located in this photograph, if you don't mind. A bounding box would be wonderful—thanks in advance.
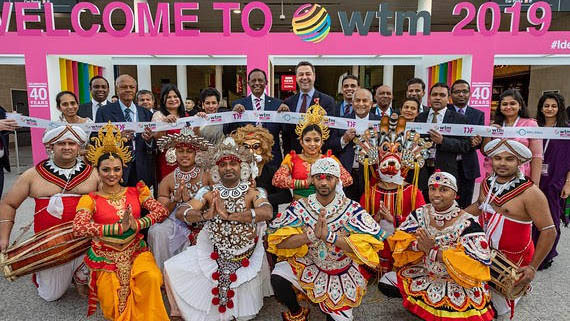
[0,0,77,13]
[493,0,570,11]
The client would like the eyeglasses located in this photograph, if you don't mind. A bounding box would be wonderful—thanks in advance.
[452,90,470,95]
[243,143,261,151]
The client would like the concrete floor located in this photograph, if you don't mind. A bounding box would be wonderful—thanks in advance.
[0,146,567,320]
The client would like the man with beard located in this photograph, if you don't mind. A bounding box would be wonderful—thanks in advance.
[164,137,273,321]
[147,127,212,272]
[372,84,395,117]
[229,68,288,168]
[231,124,291,215]
[268,157,386,321]
[78,76,110,120]
[466,139,556,318]
[0,125,98,301]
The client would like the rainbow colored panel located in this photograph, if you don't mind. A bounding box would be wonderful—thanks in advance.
[59,58,104,104]
[428,58,463,87]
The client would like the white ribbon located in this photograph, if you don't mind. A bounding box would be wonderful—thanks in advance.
[8,112,570,140]
[46,193,64,219]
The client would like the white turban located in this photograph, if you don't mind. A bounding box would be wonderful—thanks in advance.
[484,139,532,164]
[42,125,88,146]
[311,157,341,178]
[428,171,458,192]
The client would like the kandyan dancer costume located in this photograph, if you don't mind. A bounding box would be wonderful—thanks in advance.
[390,172,494,321]
[164,137,273,321]
[268,158,386,321]
[73,123,170,320]
[148,126,212,272]
[272,104,352,199]
[355,114,430,276]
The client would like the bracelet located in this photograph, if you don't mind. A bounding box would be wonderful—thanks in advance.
[183,205,194,224]
[326,231,337,245]
[540,224,555,231]
[250,208,256,225]
[428,247,439,263]
[0,219,14,224]
[528,265,538,273]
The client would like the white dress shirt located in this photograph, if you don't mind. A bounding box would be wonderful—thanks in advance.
[91,99,107,120]
[251,93,266,111]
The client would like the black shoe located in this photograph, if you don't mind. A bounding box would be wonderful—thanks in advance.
[378,282,402,298]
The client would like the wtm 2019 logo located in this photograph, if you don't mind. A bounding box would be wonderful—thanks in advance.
[292,4,331,43]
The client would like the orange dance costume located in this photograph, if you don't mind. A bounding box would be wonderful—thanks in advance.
[73,123,170,321]
[389,206,494,321]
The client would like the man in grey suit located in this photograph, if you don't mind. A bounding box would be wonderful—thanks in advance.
[78,76,110,120]
[451,79,486,208]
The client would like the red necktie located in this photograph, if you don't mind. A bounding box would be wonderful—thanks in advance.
[300,94,308,113]
[255,97,261,111]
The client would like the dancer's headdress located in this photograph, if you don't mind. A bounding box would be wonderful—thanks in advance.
[204,137,258,182]
[484,139,532,164]
[295,104,330,140]
[86,122,132,165]
[157,127,213,165]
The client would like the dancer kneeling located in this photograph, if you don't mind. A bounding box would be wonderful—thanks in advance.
[164,137,273,321]
[388,171,494,321]
[268,157,386,321]
[73,123,170,320]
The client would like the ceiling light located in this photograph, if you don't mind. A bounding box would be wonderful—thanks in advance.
[232,9,241,14]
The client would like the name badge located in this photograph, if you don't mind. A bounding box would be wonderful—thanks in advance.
[542,163,549,176]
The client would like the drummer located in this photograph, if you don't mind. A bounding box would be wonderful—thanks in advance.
[0,125,98,301]
[466,139,556,318]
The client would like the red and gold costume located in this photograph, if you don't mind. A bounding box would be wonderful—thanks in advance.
[273,150,352,199]
[272,104,352,199]
[73,123,169,320]
[355,115,431,274]
[389,206,494,321]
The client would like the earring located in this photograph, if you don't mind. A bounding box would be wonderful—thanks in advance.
[240,162,251,182]
[120,178,124,184]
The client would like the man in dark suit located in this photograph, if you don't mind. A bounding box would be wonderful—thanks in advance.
[451,79,485,208]
[229,68,288,168]
[335,75,359,118]
[282,61,336,155]
[0,106,17,196]
[406,78,427,113]
[78,76,110,120]
[372,84,396,117]
[335,89,381,201]
[95,74,156,188]
[415,82,471,201]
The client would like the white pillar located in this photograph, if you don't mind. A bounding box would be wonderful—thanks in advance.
[417,0,432,32]
[215,65,223,95]
[137,65,152,91]
[177,65,188,99]
[383,65,394,88]
[352,65,359,77]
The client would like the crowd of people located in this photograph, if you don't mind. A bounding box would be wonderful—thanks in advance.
[0,60,567,321]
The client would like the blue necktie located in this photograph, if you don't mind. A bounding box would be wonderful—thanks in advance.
[124,108,133,122]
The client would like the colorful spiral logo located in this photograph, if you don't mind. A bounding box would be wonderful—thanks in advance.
[292,4,331,43]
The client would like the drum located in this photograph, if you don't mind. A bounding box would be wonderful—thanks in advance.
[488,248,530,300]
[0,221,90,281]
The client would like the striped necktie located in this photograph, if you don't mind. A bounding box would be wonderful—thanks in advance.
[255,97,261,111]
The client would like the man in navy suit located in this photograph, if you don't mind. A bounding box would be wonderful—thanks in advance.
[451,79,485,208]
[336,89,381,201]
[282,61,336,155]
[415,83,471,201]
[229,68,288,168]
[95,74,156,188]
[78,76,110,120]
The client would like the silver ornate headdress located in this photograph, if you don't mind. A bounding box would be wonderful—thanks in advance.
[205,137,257,183]
[157,127,213,165]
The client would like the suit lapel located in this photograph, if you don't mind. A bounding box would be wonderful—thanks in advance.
[442,109,453,123]
[244,95,254,110]
[112,103,125,122]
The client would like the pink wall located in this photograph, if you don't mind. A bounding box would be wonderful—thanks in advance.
[1,31,568,163]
